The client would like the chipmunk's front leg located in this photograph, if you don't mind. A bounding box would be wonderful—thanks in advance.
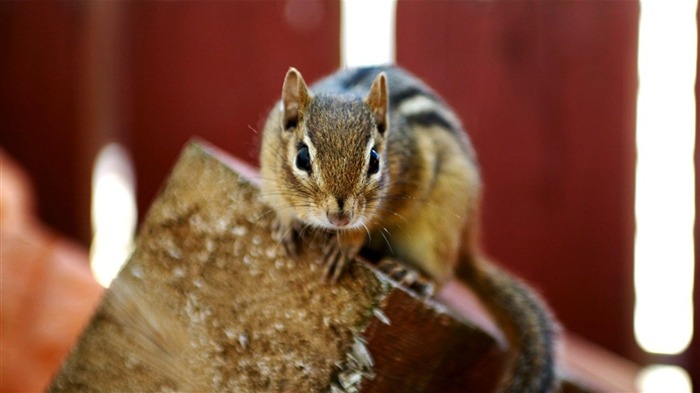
[272,214,300,257]
[322,230,366,282]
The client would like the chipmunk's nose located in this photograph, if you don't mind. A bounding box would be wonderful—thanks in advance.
[327,211,351,227]
[325,196,355,227]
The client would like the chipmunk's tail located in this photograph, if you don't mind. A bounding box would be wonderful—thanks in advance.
[455,254,559,393]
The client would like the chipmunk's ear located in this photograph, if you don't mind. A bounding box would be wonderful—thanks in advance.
[364,72,389,137]
[281,67,311,132]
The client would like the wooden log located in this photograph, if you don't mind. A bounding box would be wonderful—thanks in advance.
[48,141,506,392]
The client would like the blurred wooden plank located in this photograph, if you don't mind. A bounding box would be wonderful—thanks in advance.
[396,0,639,361]
[0,1,86,242]
[0,151,105,392]
[0,1,341,245]
[559,333,640,393]
[125,1,341,220]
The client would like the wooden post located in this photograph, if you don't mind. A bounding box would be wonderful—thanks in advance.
[48,141,505,392]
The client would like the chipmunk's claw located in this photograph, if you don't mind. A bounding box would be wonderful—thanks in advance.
[375,258,435,297]
[322,241,349,282]
[272,218,298,256]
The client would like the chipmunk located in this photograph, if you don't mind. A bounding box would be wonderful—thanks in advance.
[259,65,557,393]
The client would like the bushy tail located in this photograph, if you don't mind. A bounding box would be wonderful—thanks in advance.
[455,255,558,393]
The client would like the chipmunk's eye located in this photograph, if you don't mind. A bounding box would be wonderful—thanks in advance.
[296,144,312,173]
[368,148,380,175]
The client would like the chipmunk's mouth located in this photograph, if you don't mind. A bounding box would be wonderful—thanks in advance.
[303,210,366,231]
[327,211,352,227]
[305,195,367,230]
[327,218,366,231]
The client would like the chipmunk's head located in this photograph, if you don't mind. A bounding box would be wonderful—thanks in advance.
[268,67,389,231]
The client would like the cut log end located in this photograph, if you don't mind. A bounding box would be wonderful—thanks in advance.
[48,141,506,392]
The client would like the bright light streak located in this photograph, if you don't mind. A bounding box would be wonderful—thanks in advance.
[634,0,697,355]
[637,365,692,393]
[90,143,137,287]
[341,0,396,67]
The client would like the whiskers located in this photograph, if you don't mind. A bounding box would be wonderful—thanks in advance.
[379,227,394,255]
[251,208,276,224]
[247,124,260,135]
[360,222,372,242]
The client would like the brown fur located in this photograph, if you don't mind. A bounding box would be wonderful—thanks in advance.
[259,67,557,392]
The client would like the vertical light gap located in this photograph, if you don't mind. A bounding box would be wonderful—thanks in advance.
[90,143,137,287]
[341,0,396,68]
[634,0,697,356]
[637,365,693,393]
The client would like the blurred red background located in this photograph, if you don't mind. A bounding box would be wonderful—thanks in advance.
[1,0,697,390]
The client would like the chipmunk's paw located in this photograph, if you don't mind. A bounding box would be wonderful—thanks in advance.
[322,241,354,283]
[272,218,298,256]
[375,258,435,297]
